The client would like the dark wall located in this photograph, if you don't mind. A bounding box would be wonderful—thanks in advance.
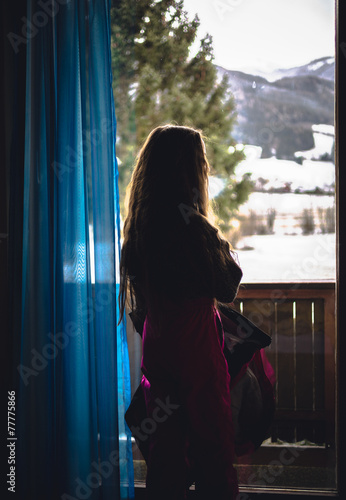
[1,0,27,390]
[337,0,346,498]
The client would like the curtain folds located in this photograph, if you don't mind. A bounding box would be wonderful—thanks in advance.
[12,1,134,498]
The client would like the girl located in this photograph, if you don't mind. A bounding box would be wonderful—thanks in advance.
[120,125,243,499]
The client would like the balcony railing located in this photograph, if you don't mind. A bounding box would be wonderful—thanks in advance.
[234,282,336,491]
[235,282,335,446]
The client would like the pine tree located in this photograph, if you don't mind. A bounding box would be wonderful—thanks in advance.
[111,0,252,231]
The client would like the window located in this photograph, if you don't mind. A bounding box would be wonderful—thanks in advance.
[113,0,341,495]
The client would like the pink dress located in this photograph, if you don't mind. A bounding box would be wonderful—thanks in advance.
[141,297,239,500]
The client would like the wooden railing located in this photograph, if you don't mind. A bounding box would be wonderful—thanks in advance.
[235,282,336,449]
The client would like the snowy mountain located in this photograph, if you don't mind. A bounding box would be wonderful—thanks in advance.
[217,57,335,159]
[271,56,335,82]
[236,56,335,83]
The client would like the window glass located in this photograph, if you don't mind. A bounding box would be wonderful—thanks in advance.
[183,0,336,284]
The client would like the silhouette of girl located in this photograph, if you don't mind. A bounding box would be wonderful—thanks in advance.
[120,125,242,499]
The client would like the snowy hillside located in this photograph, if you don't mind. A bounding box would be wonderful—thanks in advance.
[295,124,334,161]
[235,157,335,194]
[213,57,336,282]
[216,57,334,159]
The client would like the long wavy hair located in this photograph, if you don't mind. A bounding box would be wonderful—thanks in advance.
[119,124,226,322]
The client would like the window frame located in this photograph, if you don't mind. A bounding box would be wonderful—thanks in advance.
[132,1,346,497]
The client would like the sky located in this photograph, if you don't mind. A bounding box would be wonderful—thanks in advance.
[182,0,335,74]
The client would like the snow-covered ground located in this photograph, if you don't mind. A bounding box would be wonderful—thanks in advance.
[231,152,336,282]
[210,141,337,282]
[295,125,334,161]
[238,192,335,217]
[235,233,336,282]
[237,192,335,236]
[235,156,335,193]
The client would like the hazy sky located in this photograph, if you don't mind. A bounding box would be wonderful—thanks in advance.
[183,0,335,72]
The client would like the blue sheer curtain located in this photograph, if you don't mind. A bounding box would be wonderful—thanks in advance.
[14,1,134,498]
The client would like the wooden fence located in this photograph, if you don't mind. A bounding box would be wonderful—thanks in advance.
[235,282,336,449]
